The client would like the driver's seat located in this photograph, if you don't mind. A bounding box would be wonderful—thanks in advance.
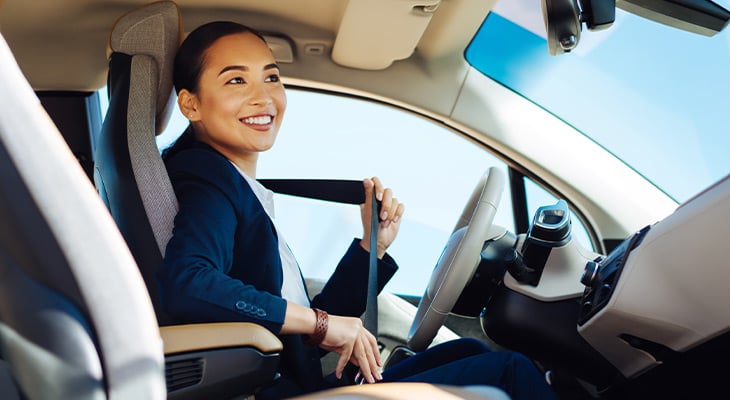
[93,0,181,326]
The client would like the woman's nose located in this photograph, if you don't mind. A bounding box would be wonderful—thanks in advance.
[248,84,273,106]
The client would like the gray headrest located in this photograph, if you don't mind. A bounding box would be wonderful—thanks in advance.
[108,1,181,135]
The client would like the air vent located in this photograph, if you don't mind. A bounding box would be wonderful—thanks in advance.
[165,357,204,392]
[578,225,650,325]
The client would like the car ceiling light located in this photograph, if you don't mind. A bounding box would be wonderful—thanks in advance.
[263,35,295,63]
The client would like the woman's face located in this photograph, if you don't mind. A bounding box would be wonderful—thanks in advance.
[186,32,287,165]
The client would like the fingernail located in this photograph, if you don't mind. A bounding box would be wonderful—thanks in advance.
[380,211,388,220]
[377,191,383,201]
[393,215,399,223]
[383,220,390,228]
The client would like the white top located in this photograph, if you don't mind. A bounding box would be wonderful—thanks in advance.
[230,163,311,306]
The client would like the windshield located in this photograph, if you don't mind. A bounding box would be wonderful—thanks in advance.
[466,0,730,203]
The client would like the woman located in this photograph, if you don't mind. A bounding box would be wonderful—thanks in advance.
[159,21,558,400]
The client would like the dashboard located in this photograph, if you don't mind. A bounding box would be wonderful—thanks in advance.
[466,173,730,396]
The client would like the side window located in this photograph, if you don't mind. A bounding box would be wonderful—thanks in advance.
[100,86,595,296]
[256,90,514,296]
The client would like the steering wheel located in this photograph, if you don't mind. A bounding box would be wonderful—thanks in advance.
[407,167,505,352]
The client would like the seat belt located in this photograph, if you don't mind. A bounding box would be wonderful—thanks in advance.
[259,179,380,337]
[364,189,379,337]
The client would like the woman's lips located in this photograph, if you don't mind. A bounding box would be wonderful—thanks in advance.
[240,115,274,131]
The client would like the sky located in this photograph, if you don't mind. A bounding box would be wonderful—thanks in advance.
[478,0,730,202]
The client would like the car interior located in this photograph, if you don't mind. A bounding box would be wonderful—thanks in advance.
[0,3,512,399]
[1,0,730,399]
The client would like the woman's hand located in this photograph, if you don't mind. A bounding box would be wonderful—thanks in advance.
[281,303,382,383]
[360,177,405,258]
[320,314,383,384]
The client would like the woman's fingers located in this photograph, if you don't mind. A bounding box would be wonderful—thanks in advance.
[371,176,384,201]
[367,176,394,222]
[360,176,405,257]
[366,329,382,368]
[380,188,393,221]
[362,331,382,382]
[350,330,382,383]
[396,201,404,223]
[321,315,383,383]
[335,345,352,380]
[352,335,374,383]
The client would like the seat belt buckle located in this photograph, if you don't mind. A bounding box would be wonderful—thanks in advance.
[354,371,366,385]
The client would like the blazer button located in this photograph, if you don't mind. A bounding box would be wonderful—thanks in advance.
[235,300,247,311]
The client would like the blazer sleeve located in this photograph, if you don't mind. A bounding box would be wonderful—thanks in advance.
[158,149,287,333]
[311,239,398,317]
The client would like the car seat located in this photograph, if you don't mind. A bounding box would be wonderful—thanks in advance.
[91,2,290,398]
[0,30,166,400]
[93,0,180,326]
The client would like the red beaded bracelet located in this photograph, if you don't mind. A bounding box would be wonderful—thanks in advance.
[305,308,329,346]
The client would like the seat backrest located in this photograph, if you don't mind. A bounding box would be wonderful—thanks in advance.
[93,1,181,325]
[0,32,165,400]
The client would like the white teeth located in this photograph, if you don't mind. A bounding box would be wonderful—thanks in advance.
[242,116,272,125]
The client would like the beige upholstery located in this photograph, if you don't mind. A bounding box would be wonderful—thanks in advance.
[290,382,510,400]
[160,323,283,355]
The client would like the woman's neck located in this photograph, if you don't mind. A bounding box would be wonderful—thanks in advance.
[227,154,257,178]
[194,135,258,177]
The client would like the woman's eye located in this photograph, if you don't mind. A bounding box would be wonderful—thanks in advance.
[266,74,280,83]
[227,77,245,85]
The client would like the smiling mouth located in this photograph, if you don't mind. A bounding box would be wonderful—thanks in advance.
[241,115,273,125]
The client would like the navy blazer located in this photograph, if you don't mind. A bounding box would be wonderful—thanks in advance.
[158,141,398,394]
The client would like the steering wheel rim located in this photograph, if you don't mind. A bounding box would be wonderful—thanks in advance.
[407,167,505,352]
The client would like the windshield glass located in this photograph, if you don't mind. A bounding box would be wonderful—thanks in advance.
[466,0,730,203]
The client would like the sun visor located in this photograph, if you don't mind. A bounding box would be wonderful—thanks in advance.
[332,0,441,70]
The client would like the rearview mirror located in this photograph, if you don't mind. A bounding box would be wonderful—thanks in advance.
[542,0,729,56]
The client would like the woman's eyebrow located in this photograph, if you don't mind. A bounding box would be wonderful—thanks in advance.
[218,63,279,76]
[218,65,248,76]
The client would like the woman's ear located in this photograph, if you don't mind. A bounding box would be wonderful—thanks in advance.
[178,89,199,121]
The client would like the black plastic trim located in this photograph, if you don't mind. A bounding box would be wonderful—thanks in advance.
[508,167,530,234]
[480,287,620,389]
[165,347,279,400]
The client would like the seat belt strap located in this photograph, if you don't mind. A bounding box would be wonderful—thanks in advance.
[363,189,379,336]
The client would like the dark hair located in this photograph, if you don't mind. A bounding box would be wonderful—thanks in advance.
[164,21,267,160]
[173,21,266,94]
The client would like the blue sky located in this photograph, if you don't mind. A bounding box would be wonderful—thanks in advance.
[471,2,730,202]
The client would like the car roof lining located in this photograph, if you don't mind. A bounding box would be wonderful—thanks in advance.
[0,0,496,91]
